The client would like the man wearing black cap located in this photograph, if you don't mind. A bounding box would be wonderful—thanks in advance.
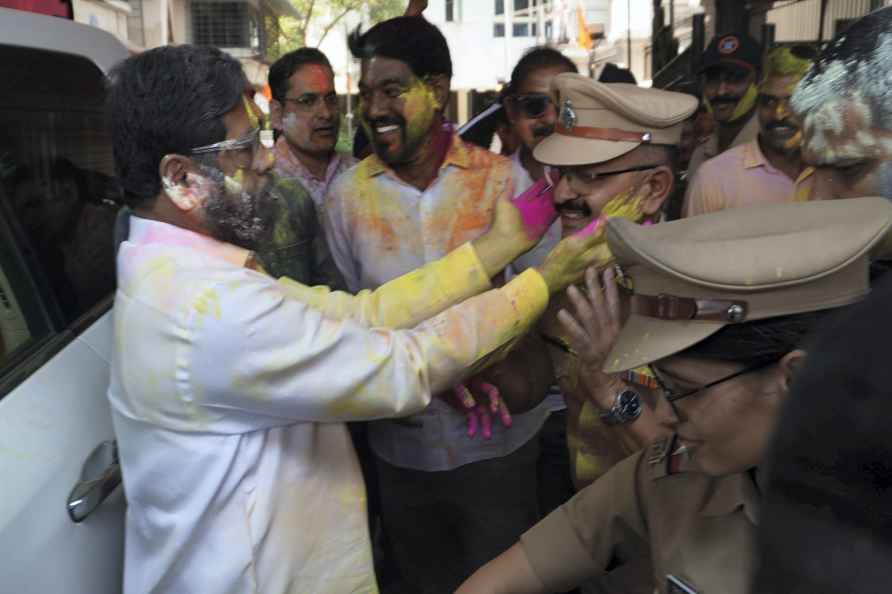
[687,32,762,179]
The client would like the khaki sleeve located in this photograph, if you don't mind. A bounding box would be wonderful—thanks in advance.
[520,450,650,592]
[276,241,491,329]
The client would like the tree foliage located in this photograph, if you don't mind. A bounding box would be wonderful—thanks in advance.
[268,0,403,60]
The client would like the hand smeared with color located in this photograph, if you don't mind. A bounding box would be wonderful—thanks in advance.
[510,178,558,241]
[570,188,645,265]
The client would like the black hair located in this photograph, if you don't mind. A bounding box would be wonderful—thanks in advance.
[106,45,247,209]
[507,46,577,94]
[348,16,452,79]
[754,273,892,594]
[108,45,247,208]
[268,48,333,104]
[683,309,832,367]
[598,62,638,84]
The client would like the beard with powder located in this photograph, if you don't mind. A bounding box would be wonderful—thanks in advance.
[199,164,279,251]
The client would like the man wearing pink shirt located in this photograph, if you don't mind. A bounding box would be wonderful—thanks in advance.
[683,46,817,217]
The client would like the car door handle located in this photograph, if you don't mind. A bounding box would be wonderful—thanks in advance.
[67,440,122,523]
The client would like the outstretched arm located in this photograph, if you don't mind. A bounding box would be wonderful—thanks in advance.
[455,543,548,594]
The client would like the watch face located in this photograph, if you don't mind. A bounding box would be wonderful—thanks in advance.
[619,390,641,418]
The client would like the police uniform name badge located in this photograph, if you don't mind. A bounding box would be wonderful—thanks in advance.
[666,574,699,594]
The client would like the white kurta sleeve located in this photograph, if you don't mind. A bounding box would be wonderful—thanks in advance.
[275,242,491,329]
[188,268,548,423]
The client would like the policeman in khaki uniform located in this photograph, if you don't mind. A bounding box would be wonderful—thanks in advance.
[502,74,698,490]
[457,197,892,594]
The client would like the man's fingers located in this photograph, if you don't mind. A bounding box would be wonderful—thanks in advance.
[479,407,493,440]
[453,384,476,409]
[565,285,594,331]
[556,308,589,350]
[498,401,513,428]
[467,411,478,438]
[474,380,501,413]
[602,267,621,324]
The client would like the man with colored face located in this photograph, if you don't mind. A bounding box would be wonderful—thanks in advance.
[481,73,697,593]
[252,49,352,286]
[792,7,892,201]
[686,33,762,180]
[683,46,817,217]
[106,44,610,594]
[323,17,562,594]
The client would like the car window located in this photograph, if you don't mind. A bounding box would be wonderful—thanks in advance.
[0,45,120,327]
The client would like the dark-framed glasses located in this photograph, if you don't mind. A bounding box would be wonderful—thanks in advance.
[283,93,339,113]
[512,93,556,119]
[648,358,778,404]
[553,163,662,187]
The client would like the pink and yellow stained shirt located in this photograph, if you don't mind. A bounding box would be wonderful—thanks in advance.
[273,135,356,208]
[108,215,548,594]
[683,139,816,218]
[323,132,552,471]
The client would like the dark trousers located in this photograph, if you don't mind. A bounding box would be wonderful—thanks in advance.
[376,436,541,594]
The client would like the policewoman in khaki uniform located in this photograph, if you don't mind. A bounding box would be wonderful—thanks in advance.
[456,197,892,594]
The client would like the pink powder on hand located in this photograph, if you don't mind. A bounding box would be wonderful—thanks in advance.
[511,178,558,240]
[572,215,607,239]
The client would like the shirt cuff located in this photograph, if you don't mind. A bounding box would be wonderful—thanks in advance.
[446,241,492,301]
[520,506,599,592]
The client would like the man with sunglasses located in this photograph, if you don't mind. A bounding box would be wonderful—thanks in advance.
[683,46,817,217]
[686,33,762,181]
[105,44,609,594]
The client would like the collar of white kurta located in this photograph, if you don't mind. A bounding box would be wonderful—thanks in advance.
[363,126,471,178]
[127,216,251,268]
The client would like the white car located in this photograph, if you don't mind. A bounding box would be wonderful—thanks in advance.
[0,8,129,593]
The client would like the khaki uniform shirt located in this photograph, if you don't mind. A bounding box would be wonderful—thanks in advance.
[521,437,759,594]
[686,114,760,181]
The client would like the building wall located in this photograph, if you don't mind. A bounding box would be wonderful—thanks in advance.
[72,0,131,42]
[766,0,889,42]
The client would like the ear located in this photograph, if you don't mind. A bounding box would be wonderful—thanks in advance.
[270,99,284,131]
[503,96,519,124]
[427,74,451,113]
[159,154,202,212]
[776,349,807,395]
[639,164,675,215]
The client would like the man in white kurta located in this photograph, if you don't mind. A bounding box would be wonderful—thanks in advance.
[105,44,596,594]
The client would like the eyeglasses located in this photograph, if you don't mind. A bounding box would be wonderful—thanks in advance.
[190,127,274,168]
[511,93,556,119]
[283,93,339,113]
[552,164,661,189]
[648,359,778,404]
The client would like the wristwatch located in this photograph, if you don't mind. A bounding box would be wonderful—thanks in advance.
[599,388,642,426]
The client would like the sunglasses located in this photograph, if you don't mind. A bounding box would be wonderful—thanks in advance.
[511,93,555,119]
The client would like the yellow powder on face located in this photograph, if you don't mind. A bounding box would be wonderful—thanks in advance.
[400,80,439,144]
[730,83,759,122]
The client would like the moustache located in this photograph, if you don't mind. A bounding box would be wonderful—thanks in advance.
[712,95,741,106]
[556,199,592,217]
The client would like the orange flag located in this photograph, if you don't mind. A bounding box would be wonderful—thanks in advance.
[577,3,592,49]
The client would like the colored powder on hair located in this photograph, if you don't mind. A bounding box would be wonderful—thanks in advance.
[762,47,812,84]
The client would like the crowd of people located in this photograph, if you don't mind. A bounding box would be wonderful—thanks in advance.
[104,2,892,593]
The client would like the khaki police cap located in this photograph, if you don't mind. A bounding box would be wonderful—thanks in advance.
[534,73,698,167]
[603,197,892,374]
